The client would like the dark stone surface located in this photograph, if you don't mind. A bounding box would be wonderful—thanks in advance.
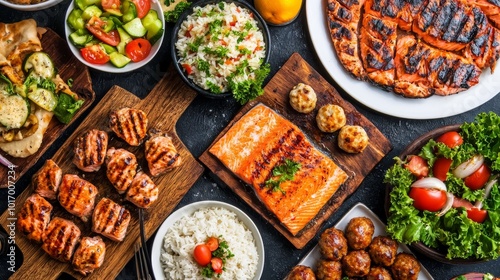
[0,0,499,279]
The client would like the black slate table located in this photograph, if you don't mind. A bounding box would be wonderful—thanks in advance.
[0,0,500,279]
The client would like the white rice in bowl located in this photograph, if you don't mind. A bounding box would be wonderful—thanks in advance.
[175,2,266,94]
[160,206,259,279]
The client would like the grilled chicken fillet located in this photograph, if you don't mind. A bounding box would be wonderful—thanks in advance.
[109,108,148,146]
[58,174,98,222]
[42,217,81,262]
[92,197,131,242]
[73,129,109,172]
[72,236,106,276]
[106,147,138,194]
[33,159,62,200]
[145,130,182,177]
[17,193,53,243]
[126,171,158,208]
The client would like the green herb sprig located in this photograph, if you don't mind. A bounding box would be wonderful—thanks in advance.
[265,159,301,194]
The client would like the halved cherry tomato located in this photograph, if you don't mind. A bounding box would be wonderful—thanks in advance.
[211,257,223,274]
[86,16,120,46]
[206,237,219,252]
[125,38,151,62]
[464,164,491,190]
[102,0,121,15]
[436,131,463,148]
[182,63,193,75]
[193,244,212,266]
[433,157,452,181]
[131,0,151,18]
[80,45,110,64]
[409,187,447,212]
[404,155,429,179]
[467,207,488,223]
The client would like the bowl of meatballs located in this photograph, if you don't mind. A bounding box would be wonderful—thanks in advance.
[285,203,432,280]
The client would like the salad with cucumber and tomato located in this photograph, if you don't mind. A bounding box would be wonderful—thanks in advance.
[384,112,500,260]
[66,0,163,68]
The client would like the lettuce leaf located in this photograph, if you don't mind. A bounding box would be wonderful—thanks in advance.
[53,93,84,124]
[461,112,500,171]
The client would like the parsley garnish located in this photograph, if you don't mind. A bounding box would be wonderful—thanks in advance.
[196,59,210,75]
[199,237,234,278]
[164,1,191,23]
[264,159,301,194]
[188,36,204,52]
[228,62,270,104]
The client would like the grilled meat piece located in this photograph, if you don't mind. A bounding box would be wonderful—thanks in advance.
[33,159,62,200]
[58,174,98,222]
[472,0,500,29]
[42,217,81,262]
[109,108,148,146]
[92,197,131,242]
[72,236,106,276]
[126,171,158,208]
[285,265,317,280]
[106,147,138,194]
[145,130,182,177]
[73,129,109,172]
[464,25,500,72]
[17,193,53,243]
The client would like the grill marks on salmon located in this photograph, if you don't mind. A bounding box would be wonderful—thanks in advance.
[472,0,500,29]
[109,108,148,146]
[17,194,53,243]
[73,129,109,172]
[92,197,131,242]
[42,217,81,262]
[58,174,98,222]
[145,130,182,177]
[210,104,348,236]
[106,147,138,194]
[72,236,106,276]
[33,159,62,200]
[126,171,158,208]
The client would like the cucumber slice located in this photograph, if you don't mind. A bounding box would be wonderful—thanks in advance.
[110,52,132,68]
[23,52,56,79]
[28,87,58,112]
[0,93,30,129]
[82,5,102,21]
[142,10,163,43]
[67,9,85,30]
[69,31,93,48]
[122,0,137,23]
[100,43,117,54]
[123,18,147,38]
[116,27,132,54]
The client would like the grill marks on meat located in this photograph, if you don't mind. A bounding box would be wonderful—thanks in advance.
[464,25,500,71]
[42,217,81,262]
[210,104,348,236]
[72,236,106,276]
[17,194,53,243]
[126,171,158,208]
[106,147,138,194]
[33,159,62,200]
[109,108,148,146]
[472,0,500,29]
[145,130,182,177]
[92,197,131,242]
[58,174,98,222]
[73,129,109,172]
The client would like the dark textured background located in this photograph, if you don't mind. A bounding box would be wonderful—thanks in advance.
[0,0,500,279]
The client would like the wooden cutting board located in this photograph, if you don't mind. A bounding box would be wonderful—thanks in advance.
[199,53,393,249]
[0,28,95,188]
[0,68,204,279]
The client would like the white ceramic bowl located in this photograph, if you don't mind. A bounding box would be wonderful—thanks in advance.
[64,0,164,73]
[151,200,265,280]
[0,0,65,11]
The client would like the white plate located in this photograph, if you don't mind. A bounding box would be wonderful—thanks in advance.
[297,202,434,280]
[151,200,265,280]
[305,0,500,120]
[0,0,65,11]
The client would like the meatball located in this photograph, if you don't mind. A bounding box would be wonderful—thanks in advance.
[345,217,375,250]
[316,259,342,280]
[289,83,317,113]
[368,236,398,266]
[338,125,369,153]
[342,250,371,277]
[366,266,393,280]
[390,252,421,280]
[316,104,346,132]
[286,265,317,280]
[318,227,348,261]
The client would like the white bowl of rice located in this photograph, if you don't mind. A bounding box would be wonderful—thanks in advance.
[151,200,264,280]
[171,0,271,101]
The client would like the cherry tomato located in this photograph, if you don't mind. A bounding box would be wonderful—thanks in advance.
[467,208,488,223]
[125,38,152,62]
[131,0,151,18]
[404,155,429,179]
[86,16,120,46]
[433,157,452,181]
[436,131,463,148]
[211,257,223,274]
[193,244,212,266]
[101,0,121,15]
[80,45,110,64]
[409,187,447,212]
[182,63,193,75]
[206,237,219,252]
[464,164,491,190]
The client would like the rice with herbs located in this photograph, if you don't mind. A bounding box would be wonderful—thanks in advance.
[160,206,259,279]
[175,2,266,94]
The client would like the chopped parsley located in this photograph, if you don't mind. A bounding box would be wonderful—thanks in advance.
[196,59,210,75]
[188,36,204,52]
[265,159,301,194]
[199,237,234,278]
[203,46,229,58]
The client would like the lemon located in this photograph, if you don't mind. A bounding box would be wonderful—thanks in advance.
[254,0,302,26]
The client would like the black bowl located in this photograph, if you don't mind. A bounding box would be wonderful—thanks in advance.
[385,124,489,265]
[171,0,271,99]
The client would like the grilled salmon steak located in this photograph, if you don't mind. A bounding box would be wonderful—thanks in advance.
[32,159,62,200]
[17,193,53,243]
[42,217,81,262]
[210,104,348,236]
[106,147,138,194]
[92,197,131,242]
[145,129,182,177]
[126,171,158,208]
[58,174,98,222]
[109,108,148,146]
[73,129,109,172]
[72,236,106,276]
